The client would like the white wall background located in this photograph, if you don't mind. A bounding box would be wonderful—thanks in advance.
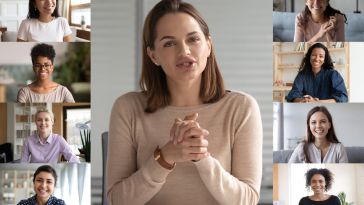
[281,103,364,150]
[91,0,272,203]
[349,42,364,102]
[0,0,27,31]
[0,42,68,65]
[277,164,363,205]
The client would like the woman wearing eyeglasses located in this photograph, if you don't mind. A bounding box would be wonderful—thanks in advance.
[17,43,75,103]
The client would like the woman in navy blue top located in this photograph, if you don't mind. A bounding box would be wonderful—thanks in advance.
[17,165,66,205]
[287,43,348,103]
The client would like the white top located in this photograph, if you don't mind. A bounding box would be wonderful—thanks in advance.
[289,142,348,163]
[17,17,72,42]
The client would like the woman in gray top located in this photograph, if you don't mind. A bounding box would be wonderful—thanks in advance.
[17,43,75,103]
[289,106,348,163]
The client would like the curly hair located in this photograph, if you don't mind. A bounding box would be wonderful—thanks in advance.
[305,168,334,191]
[298,43,334,73]
[30,43,56,65]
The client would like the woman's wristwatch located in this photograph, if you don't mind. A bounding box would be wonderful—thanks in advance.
[154,146,176,170]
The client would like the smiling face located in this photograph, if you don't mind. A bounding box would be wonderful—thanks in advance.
[309,111,331,141]
[147,12,211,85]
[33,171,55,202]
[35,111,53,135]
[34,0,56,16]
[310,174,326,194]
[33,56,54,81]
[305,0,328,16]
[310,48,325,72]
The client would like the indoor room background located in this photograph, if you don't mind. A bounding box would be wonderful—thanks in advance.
[91,0,272,204]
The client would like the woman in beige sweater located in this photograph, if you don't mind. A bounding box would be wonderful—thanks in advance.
[107,1,262,204]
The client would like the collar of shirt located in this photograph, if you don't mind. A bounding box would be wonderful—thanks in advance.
[29,195,58,205]
[36,132,54,145]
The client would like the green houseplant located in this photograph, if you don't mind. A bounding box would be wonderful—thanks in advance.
[76,121,91,162]
[338,192,354,205]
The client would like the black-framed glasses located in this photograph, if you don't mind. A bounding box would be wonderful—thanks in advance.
[33,64,52,70]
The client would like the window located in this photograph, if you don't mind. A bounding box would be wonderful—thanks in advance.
[70,0,91,28]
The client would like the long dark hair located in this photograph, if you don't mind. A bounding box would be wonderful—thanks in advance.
[27,0,60,19]
[298,43,334,74]
[140,0,225,113]
[302,1,347,28]
[303,106,340,163]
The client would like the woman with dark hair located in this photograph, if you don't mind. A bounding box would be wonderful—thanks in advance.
[17,0,72,42]
[294,0,346,42]
[289,106,348,163]
[107,0,262,204]
[17,43,75,103]
[299,168,340,205]
[286,43,348,103]
[17,165,66,205]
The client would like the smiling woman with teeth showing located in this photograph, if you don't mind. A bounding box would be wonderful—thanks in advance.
[17,43,75,103]
[289,106,348,163]
[17,0,72,42]
[298,168,340,205]
[286,43,348,103]
[17,165,66,205]
[294,0,347,42]
[20,108,79,163]
[107,0,262,205]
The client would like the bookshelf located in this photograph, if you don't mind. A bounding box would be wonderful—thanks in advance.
[273,42,350,102]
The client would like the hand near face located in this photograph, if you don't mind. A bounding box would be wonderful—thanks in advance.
[161,113,210,164]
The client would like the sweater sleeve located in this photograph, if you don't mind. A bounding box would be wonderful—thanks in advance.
[194,94,262,205]
[62,86,75,103]
[17,20,28,41]
[294,13,305,42]
[338,143,348,163]
[20,137,30,163]
[330,70,348,102]
[17,87,27,103]
[286,73,305,102]
[107,95,172,205]
[288,143,304,163]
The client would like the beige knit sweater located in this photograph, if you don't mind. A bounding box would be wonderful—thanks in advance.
[107,91,262,205]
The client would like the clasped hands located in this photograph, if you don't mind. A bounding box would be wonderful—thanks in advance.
[161,113,210,165]
[302,95,319,103]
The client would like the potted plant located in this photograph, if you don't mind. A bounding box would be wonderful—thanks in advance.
[338,192,354,205]
[76,121,91,162]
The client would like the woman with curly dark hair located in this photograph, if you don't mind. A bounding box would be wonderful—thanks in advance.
[17,43,75,103]
[299,168,340,205]
[289,106,348,163]
[286,43,348,103]
[294,0,347,42]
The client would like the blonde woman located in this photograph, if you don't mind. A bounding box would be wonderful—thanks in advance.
[20,108,79,163]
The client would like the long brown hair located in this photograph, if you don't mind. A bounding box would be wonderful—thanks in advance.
[303,106,340,163]
[301,0,347,29]
[140,0,225,113]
